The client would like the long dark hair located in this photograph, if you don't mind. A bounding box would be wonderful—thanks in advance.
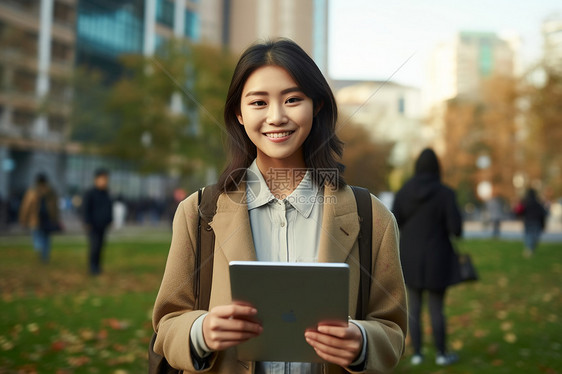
[217,38,345,192]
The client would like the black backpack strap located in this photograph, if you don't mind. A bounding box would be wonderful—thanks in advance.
[351,186,373,320]
[195,184,220,310]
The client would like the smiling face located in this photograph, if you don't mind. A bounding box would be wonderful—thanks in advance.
[237,65,314,170]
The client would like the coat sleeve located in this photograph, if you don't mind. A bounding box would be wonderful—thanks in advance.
[19,190,33,227]
[353,196,407,373]
[152,192,219,372]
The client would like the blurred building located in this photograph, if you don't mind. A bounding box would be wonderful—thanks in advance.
[224,0,328,72]
[334,80,426,168]
[426,31,517,153]
[0,0,76,197]
[427,31,516,106]
[542,13,562,75]
[76,0,201,82]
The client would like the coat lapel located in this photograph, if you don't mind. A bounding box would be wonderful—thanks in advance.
[209,186,258,263]
[317,185,360,263]
[210,184,359,264]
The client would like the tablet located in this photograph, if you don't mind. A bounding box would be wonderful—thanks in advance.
[229,261,349,363]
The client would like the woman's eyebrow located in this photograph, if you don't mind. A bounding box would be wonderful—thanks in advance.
[244,87,302,97]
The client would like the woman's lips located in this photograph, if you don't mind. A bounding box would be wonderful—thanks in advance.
[264,130,295,142]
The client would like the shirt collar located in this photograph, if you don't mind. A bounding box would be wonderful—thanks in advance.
[246,159,319,218]
[246,160,276,210]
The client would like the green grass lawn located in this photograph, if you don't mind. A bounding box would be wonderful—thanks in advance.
[1,233,560,373]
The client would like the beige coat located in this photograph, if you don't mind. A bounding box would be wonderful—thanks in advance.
[19,185,59,230]
[153,184,407,373]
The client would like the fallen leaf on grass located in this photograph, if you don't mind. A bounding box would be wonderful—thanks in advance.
[67,355,91,367]
[474,329,488,338]
[496,310,508,320]
[26,323,39,333]
[79,328,95,341]
[501,321,513,331]
[504,333,517,343]
[487,343,499,355]
[51,341,66,352]
[105,318,130,330]
[492,359,504,366]
[547,314,557,323]
[451,339,463,350]
[1,340,14,351]
[17,364,38,374]
[538,365,558,374]
[112,343,127,352]
[98,329,108,340]
[108,353,136,365]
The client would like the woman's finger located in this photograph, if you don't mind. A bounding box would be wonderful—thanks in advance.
[305,333,356,360]
[210,304,258,319]
[207,317,262,334]
[308,341,355,367]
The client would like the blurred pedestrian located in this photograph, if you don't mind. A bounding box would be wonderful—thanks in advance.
[392,148,462,367]
[19,173,60,263]
[518,188,548,257]
[113,195,127,230]
[82,169,113,275]
[485,194,503,239]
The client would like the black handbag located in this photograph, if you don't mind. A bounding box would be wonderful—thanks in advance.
[457,253,478,282]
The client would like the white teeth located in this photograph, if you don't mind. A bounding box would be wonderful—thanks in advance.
[266,131,293,139]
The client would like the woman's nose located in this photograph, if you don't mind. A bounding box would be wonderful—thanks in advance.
[266,103,287,125]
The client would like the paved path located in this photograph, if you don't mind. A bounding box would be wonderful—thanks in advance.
[464,220,562,243]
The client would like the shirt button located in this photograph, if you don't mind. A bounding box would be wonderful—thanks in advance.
[281,222,285,227]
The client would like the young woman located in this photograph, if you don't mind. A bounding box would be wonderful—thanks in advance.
[152,39,407,373]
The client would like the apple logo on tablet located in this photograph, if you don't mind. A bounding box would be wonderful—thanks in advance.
[281,310,297,323]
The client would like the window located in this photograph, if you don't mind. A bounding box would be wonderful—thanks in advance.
[48,115,67,133]
[54,1,74,27]
[156,0,174,28]
[51,40,72,63]
[479,40,493,77]
[13,70,36,94]
[397,96,405,115]
[13,110,34,129]
[184,10,199,41]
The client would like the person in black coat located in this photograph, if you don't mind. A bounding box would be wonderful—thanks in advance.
[82,169,113,275]
[392,148,462,366]
[520,188,548,257]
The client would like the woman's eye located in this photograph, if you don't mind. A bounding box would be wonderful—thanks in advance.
[250,100,267,106]
[286,97,302,104]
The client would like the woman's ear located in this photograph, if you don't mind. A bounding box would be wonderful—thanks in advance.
[236,112,244,125]
[314,101,324,117]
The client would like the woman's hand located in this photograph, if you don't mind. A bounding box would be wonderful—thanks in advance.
[202,303,262,351]
[304,322,363,367]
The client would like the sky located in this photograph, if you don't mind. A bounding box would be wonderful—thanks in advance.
[328,0,562,88]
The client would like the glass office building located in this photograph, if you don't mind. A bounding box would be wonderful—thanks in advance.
[76,0,144,82]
